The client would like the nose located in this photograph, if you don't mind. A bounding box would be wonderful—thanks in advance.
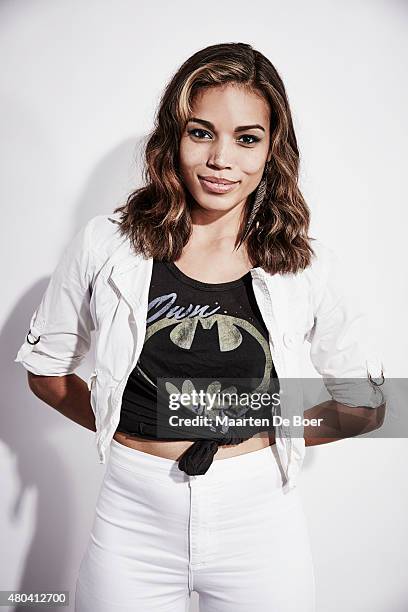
[207,140,232,169]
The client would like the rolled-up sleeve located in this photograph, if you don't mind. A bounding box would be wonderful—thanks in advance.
[306,245,386,409]
[14,218,95,376]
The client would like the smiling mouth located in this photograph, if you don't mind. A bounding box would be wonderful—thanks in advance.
[198,177,240,194]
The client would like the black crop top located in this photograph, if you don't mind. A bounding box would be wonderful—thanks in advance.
[116,259,279,475]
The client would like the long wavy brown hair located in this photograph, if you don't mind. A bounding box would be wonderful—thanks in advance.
[113,42,315,274]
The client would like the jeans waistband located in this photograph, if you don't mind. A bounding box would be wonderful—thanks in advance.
[109,438,284,487]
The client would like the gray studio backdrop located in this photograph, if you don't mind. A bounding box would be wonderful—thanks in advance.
[2,1,407,611]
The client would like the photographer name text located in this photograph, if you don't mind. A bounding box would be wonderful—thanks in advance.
[168,415,323,427]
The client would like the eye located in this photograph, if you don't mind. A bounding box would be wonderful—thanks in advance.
[238,134,261,145]
[188,128,211,139]
[187,129,261,146]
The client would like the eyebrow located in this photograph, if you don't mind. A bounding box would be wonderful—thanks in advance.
[187,117,266,133]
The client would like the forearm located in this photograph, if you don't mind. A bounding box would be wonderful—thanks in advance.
[303,399,386,447]
[27,372,96,432]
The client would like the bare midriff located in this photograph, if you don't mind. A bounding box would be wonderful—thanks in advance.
[112,431,276,461]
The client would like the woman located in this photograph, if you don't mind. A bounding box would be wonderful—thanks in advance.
[15,42,386,611]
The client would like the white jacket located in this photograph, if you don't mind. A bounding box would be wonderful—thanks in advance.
[14,213,385,492]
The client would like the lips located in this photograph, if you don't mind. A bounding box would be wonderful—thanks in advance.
[198,176,240,195]
[199,176,238,185]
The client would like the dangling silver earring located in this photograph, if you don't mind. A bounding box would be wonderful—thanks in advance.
[237,160,270,249]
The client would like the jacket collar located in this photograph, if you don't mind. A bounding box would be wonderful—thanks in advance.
[106,214,282,311]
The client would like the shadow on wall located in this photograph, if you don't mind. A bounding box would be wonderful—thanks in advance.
[3,136,156,611]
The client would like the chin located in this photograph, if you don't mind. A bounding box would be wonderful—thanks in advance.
[192,196,240,212]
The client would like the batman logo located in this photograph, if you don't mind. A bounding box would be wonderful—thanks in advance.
[136,313,278,429]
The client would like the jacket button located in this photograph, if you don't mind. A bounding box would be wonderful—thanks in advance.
[283,333,293,349]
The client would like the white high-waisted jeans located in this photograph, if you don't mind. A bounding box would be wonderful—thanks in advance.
[75,439,315,611]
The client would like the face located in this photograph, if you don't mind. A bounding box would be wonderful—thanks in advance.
[179,84,272,217]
